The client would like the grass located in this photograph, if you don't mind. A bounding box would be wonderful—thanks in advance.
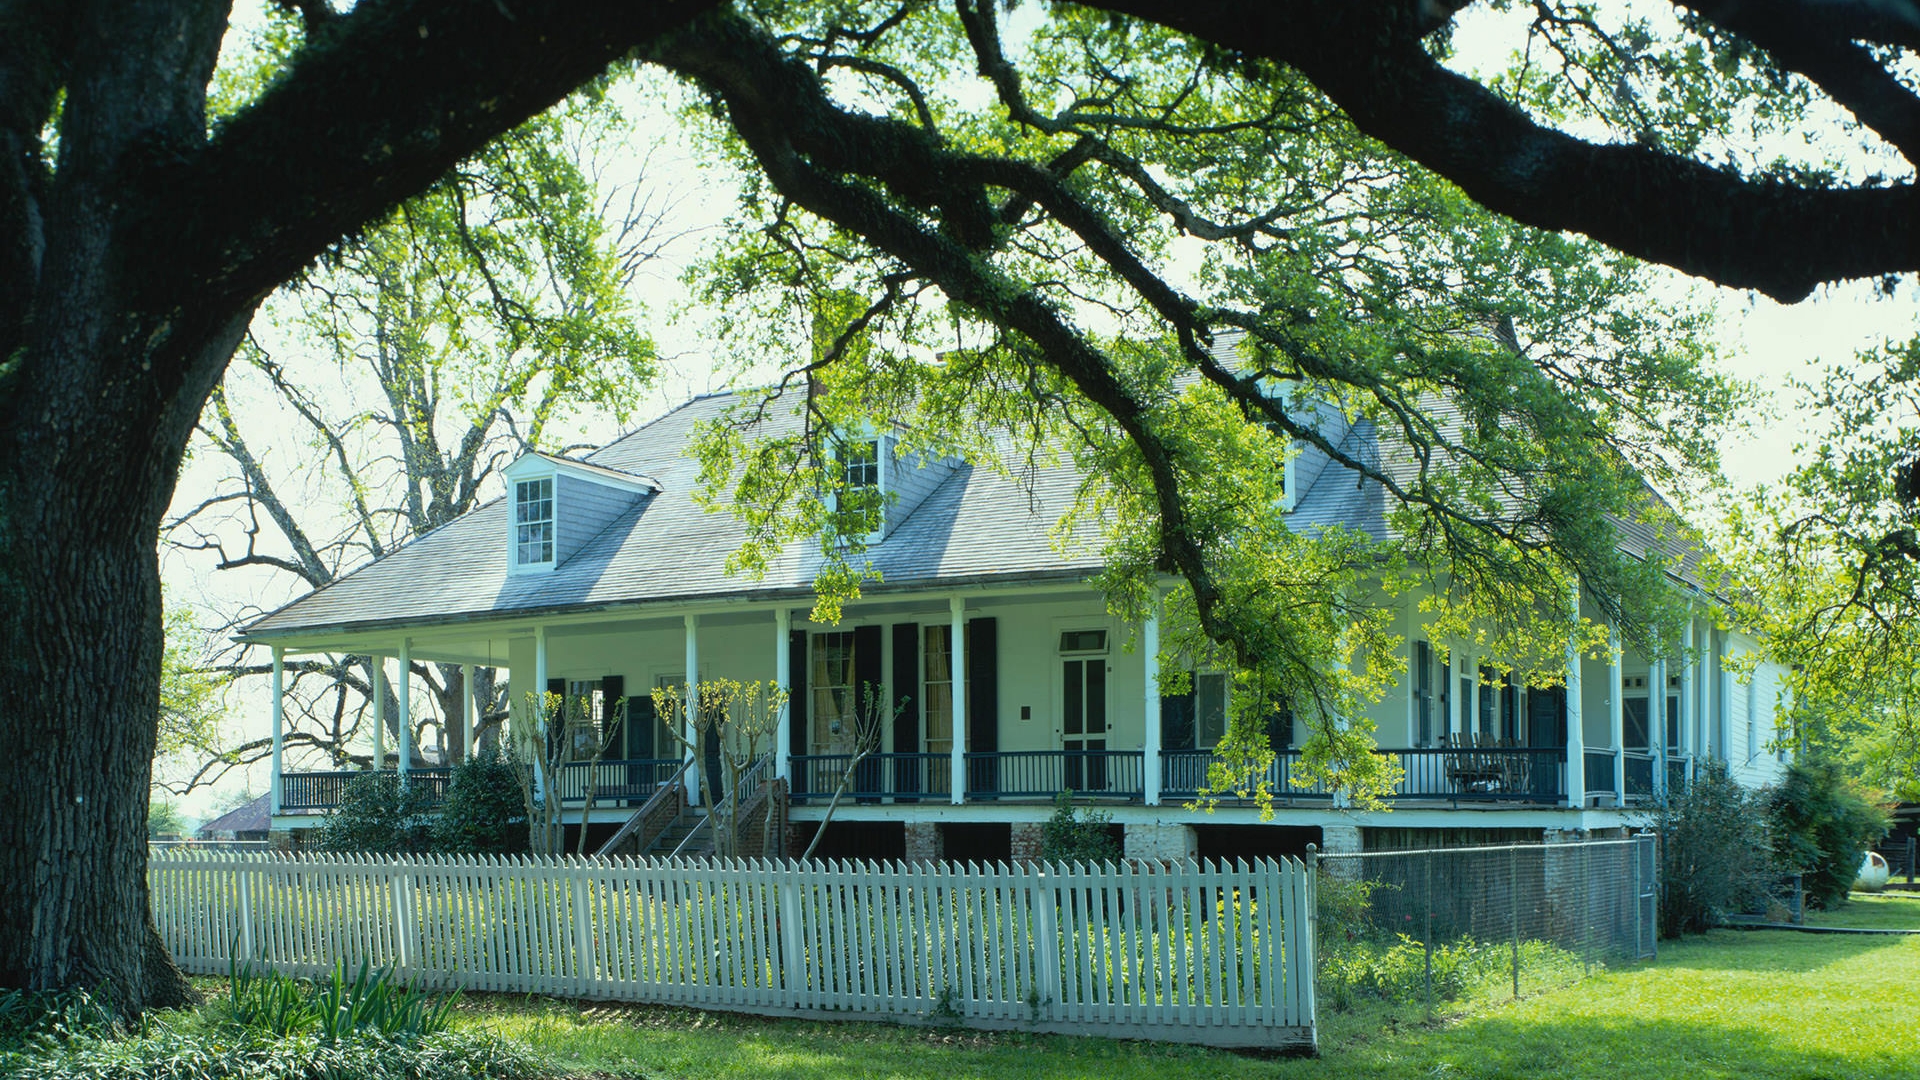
[58,898,1920,1079]
[449,908,1920,1080]
[1800,890,1920,930]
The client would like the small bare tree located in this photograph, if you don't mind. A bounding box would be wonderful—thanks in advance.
[801,684,894,861]
[513,690,620,856]
[656,679,788,857]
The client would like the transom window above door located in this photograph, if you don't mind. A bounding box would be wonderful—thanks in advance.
[1058,629,1107,655]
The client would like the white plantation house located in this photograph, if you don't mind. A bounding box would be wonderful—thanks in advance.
[245,369,1790,864]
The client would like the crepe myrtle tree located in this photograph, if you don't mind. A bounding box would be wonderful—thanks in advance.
[3,0,1918,1010]
[656,679,790,858]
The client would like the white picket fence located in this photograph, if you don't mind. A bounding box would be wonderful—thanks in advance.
[149,851,1315,1049]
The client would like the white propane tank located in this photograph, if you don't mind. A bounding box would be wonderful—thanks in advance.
[1857,850,1891,892]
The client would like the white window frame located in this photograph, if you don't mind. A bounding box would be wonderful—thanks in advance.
[1254,377,1299,513]
[826,433,890,542]
[809,630,860,754]
[511,475,556,571]
[1194,670,1230,750]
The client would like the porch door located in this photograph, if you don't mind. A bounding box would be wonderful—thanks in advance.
[922,624,953,795]
[1062,656,1108,792]
[1525,684,1567,798]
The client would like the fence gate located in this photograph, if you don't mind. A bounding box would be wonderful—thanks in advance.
[1633,831,1658,961]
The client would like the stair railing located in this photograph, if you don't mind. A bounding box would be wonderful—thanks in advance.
[667,752,775,860]
[593,758,695,858]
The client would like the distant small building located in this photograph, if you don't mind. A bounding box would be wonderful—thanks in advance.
[196,793,272,842]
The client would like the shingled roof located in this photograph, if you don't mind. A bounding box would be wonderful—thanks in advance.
[244,391,1103,639]
[244,366,1709,640]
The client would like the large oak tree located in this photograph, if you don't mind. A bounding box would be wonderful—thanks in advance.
[2,0,1914,1010]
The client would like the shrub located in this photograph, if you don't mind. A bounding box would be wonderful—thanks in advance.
[1038,791,1120,864]
[1654,760,1774,936]
[224,957,460,1040]
[6,1026,539,1080]
[431,745,530,855]
[316,771,435,854]
[1769,758,1889,910]
[0,987,119,1051]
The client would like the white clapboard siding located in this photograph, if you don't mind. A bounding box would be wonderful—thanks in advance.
[150,850,1314,1050]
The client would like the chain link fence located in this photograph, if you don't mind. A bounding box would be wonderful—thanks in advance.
[1313,834,1657,1015]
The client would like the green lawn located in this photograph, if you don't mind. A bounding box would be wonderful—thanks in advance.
[461,915,1920,1080]
[1802,890,1920,930]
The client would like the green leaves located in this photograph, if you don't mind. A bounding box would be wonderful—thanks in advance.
[667,5,1739,802]
[1716,333,1920,795]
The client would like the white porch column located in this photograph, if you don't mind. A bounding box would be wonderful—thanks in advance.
[775,608,793,783]
[1564,588,1585,809]
[269,646,285,815]
[1446,643,1460,738]
[1608,627,1625,806]
[532,626,548,800]
[1650,654,1668,801]
[684,614,701,806]
[949,596,967,805]
[459,662,475,761]
[1715,627,1731,762]
[372,655,387,771]
[397,637,412,785]
[1460,643,1477,737]
[1142,595,1162,807]
[1679,614,1696,778]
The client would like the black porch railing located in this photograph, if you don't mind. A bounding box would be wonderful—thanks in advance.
[1623,750,1657,804]
[1667,755,1692,796]
[283,745,1614,812]
[278,767,452,811]
[551,759,686,805]
[1382,747,1565,803]
[1160,748,1331,801]
[967,749,1145,801]
[1164,747,1566,805]
[279,758,682,812]
[788,753,950,803]
[1584,749,1618,803]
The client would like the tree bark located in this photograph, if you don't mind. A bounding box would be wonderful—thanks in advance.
[0,0,718,1008]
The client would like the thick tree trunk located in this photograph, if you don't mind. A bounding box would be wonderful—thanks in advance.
[0,0,711,1012]
[0,518,197,1009]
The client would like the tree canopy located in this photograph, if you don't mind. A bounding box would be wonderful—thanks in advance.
[3,0,1917,1009]
[168,42,671,786]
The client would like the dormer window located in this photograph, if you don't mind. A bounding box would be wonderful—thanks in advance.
[828,434,889,541]
[841,438,880,496]
[514,477,554,567]
[1257,387,1297,512]
[502,450,658,573]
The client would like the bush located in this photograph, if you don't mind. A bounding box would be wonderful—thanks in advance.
[224,957,459,1039]
[5,1025,539,1080]
[0,987,119,1052]
[1038,791,1120,864]
[431,745,529,855]
[316,771,435,854]
[1769,758,1889,910]
[1655,760,1775,936]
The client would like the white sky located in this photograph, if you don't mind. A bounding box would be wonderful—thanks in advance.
[160,2,1920,821]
